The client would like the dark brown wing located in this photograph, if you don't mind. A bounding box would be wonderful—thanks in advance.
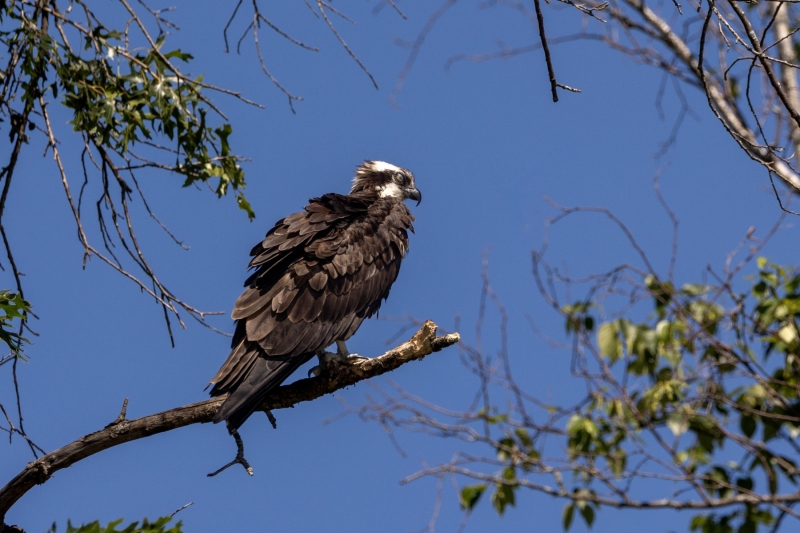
[209,194,413,430]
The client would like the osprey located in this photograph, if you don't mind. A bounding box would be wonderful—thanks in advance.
[209,160,421,432]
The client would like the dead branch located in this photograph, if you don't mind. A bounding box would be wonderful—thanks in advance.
[0,320,459,525]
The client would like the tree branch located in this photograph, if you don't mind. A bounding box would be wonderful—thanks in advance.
[0,320,459,525]
[771,4,800,156]
[618,0,800,191]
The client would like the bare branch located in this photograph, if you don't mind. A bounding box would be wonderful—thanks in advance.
[317,0,378,90]
[390,0,459,107]
[532,0,561,102]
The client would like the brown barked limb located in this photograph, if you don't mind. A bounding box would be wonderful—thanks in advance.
[0,321,459,526]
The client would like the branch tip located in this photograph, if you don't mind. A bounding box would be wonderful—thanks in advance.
[108,398,129,427]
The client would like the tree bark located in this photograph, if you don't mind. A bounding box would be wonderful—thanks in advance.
[0,320,459,526]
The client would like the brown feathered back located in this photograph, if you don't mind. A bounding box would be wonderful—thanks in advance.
[209,191,415,431]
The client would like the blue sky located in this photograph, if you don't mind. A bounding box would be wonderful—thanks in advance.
[1,2,798,532]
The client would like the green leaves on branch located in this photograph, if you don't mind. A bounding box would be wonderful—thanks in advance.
[593,277,720,376]
[473,259,800,530]
[0,290,31,362]
[580,263,800,521]
[0,4,253,220]
[491,469,517,515]
[690,505,774,533]
[566,411,627,478]
[458,475,517,516]
[459,428,540,515]
[562,492,597,531]
[459,484,487,511]
[49,517,183,533]
[562,301,595,334]
[752,259,800,358]
[56,31,251,218]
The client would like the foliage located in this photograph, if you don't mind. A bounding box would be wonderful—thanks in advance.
[0,290,30,364]
[361,213,800,532]
[0,2,257,525]
[520,258,800,530]
[0,2,251,218]
[48,517,182,533]
[379,0,800,523]
[0,1,256,352]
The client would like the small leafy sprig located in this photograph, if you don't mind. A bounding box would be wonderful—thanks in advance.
[0,290,31,365]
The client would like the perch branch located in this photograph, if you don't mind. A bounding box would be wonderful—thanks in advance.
[0,320,459,525]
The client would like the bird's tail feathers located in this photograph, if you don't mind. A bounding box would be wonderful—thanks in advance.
[213,351,314,432]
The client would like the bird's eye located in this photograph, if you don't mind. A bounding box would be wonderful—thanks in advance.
[394,172,406,185]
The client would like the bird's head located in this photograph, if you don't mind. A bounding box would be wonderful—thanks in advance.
[351,160,422,205]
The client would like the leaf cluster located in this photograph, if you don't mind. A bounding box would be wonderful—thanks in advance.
[454,258,800,532]
[0,2,252,218]
[49,517,182,533]
[0,290,30,364]
[0,1,257,351]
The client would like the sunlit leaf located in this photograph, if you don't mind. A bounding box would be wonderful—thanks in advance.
[459,484,487,511]
[597,321,622,362]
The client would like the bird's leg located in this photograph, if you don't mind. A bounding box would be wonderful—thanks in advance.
[335,340,368,362]
[308,341,368,377]
[308,349,328,378]
[207,429,254,477]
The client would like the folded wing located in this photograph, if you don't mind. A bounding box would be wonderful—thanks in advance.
[209,194,414,430]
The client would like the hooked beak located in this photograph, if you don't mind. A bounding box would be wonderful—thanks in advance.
[405,187,422,206]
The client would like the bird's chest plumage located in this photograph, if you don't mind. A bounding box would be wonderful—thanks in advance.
[232,196,414,343]
[349,199,412,254]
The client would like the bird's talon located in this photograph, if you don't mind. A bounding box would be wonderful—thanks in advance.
[308,365,322,378]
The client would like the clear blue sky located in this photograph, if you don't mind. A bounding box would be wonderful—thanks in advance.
[2,2,797,532]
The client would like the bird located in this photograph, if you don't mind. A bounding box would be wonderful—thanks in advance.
[208,160,421,432]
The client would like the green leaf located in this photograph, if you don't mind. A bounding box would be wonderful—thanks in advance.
[681,283,709,296]
[579,504,595,528]
[0,290,32,361]
[164,48,194,62]
[496,437,515,461]
[645,276,674,317]
[514,427,533,449]
[477,408,508,424]
[491,482,516,515]
[597,321,622,362]
[740,415,756,439]
[459,484,487,511]
[236,192,255,221]
[730,76,740,99]
[763,419,781,442]
[608,449,626,478]
[667,411,689,437]
[562,503,575,531]
[689,514,708,532]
